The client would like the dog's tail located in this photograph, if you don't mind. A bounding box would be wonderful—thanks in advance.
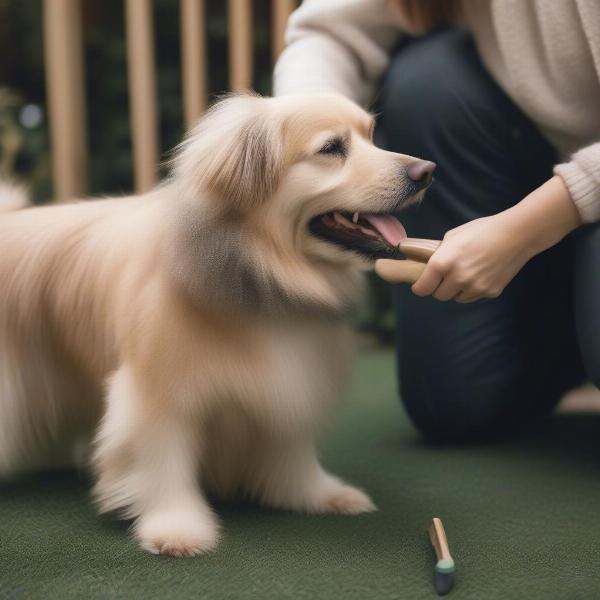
[0,180,30,212]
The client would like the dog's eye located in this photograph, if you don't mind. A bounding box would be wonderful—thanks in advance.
[318,137,346,157]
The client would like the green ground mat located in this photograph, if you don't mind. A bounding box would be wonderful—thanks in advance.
[2,350,600,599]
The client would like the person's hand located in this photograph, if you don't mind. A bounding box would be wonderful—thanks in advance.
[411,214,528,302]
[411,175,582,303]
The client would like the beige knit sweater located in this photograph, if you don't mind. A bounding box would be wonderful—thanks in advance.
[274,0,600,223]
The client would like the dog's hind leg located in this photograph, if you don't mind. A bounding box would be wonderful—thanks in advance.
[0,344,69,475]
[0,344,98,476]
[92,366,220,557]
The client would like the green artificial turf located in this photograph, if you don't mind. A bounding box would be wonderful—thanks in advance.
[2,350,600,599]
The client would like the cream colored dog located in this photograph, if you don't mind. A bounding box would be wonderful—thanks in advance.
[0,93,433,557]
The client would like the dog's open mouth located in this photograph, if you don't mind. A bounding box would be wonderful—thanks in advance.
[309,211,407,259]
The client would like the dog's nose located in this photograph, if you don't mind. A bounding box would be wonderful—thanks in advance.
[407,160,436,186]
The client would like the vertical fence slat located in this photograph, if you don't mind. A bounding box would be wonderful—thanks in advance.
[228,0,253,91]
[43,0,87,202]
[125,0,159,193]
[181,0,207,130]
[272,0,295,64]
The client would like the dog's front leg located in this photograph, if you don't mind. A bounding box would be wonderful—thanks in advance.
[92,366,219,557]
[251,438,376,515]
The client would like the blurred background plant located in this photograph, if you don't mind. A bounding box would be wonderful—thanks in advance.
[0,0,394,344]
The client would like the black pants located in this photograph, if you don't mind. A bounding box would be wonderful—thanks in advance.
[378,30,600,442]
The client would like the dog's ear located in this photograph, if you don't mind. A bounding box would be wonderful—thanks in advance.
[175,94,284,214]
[204,114,283,212]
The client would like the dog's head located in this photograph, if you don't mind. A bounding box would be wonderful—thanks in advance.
[171,93,434,314]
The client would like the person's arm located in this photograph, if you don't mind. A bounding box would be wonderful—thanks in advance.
[412,141,600,303]
[273,0,401,105]
[554,142,600,224]
[411,175,582,302]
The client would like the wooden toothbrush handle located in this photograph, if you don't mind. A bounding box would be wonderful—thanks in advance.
[374,259,427,284]
[429,517,452,563]
[399,238,441,262]
[374,238,441,285]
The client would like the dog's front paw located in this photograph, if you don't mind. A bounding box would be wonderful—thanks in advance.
[315,484,377,515]
[135,508,220,557]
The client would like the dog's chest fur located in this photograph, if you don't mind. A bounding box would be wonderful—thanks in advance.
[199,316,356,498]
[187,315,356,431]
[258,318,354,424]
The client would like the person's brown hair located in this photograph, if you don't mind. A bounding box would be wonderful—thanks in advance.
[392,0,460,32]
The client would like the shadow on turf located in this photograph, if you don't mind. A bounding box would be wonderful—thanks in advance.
[384,412,600,463]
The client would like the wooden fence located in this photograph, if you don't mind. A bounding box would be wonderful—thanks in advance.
[42,0,298,200]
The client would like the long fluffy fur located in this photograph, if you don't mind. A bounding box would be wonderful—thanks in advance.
[0,93,422,556]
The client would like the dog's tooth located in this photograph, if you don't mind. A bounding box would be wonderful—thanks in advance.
[352,212,359,223]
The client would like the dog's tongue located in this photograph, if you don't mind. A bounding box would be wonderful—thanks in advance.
[363,213,407,247]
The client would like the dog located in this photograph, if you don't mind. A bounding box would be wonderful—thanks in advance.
[0,93,434,556]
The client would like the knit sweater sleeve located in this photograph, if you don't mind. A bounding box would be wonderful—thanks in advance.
[554,142,600,223]
[273,0,401,106]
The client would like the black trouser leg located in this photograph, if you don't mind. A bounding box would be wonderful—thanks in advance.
[378,30,585,442]
[574,223,600,389]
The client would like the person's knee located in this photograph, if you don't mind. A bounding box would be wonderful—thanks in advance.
[378,28,528,171]
[379,30,484,143]
[399,357,571,444]
[400,374,513,443]
[395,301,527,443]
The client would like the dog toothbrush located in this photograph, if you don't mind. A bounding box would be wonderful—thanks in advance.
[429,517,456,596]
[374,238,441,284]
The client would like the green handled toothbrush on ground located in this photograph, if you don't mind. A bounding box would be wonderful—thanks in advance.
[429,517,456,595]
